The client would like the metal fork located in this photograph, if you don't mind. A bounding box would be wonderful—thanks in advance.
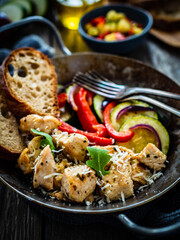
[119,95,180,117]
[73,71,180,100]
[73,71,180,117]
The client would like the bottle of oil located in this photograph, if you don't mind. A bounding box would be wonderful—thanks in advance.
[55,0,104,30]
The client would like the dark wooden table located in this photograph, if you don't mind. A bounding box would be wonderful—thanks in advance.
[0,28,180,240]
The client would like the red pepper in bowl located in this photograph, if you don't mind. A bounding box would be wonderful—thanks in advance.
[58,92,67,108]
[59,120,114,146]
[74,88,107,137]
[104,102,134,142]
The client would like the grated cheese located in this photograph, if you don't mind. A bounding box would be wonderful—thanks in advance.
[32,155,41,173]
[108,146,132,175]
[44,173,62,179]
[138,171,163,191]
[101,183,111,191]
[72,165,94,176]
[28,151,36,158]
[85,201,92,206]
[132,172,144,178]
[121,192,125,204]
[52,149,63,153]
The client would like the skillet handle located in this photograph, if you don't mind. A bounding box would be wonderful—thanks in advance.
[0,16,72,56]
[116,214,180,237]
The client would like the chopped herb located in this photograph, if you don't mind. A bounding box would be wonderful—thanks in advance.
[86,147,110,178]
[31,128,55,155]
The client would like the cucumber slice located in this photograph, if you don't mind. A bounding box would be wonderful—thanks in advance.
[0,3,24,22]
[30,0,48,16]
[10,0,32,16]
[60,106,74,123]
[65,84,73,97]
[119,116,169,154]
[117,128,159,154]
[58,84,63,89]
[110,101,158,131]
[93,95,105,122]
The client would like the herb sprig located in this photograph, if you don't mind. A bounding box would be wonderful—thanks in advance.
[31,128,55,154]
[86,147,110,178]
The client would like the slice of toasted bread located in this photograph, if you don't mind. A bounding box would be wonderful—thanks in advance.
[0,73,25,160]
[0,47,60,118]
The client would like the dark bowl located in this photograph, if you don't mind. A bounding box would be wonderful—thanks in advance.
[78,4,153,54]
[0,52,180,215]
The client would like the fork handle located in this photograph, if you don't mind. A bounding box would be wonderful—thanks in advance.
[121,95,180,118]
[127,87,180,100]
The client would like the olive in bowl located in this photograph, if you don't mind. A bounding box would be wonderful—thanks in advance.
[78,4,153,54]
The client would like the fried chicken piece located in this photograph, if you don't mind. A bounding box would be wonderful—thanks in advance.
[52,130,88,162]
[138,143,166,171]
[61,165,97,202]
[19,114,60,134]
[33,145,56,191]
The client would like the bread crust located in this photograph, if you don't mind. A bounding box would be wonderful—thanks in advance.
[0,145,21,161]
[0,67,25,160]
[0,48,60,161]
[0,47,60,119]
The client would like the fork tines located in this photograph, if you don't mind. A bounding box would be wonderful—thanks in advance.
[72,71,123,98]
[87,70,113,83]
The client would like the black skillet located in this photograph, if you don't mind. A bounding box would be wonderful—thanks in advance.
[0,16,180,237]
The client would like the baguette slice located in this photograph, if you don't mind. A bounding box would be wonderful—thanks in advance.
[0,47,60,118]
[0,74,25,160]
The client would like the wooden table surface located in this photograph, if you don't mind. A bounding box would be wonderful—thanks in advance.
[0,27,180,240]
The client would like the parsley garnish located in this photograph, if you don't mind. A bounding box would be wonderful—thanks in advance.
[86,147,110,178]
[31,128,55,154]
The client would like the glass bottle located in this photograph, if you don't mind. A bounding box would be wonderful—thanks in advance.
[55,0,104,30]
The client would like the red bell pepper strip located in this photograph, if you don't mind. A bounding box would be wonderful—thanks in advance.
[58,120,114,146]
[74,88,107,137]
[93,124,108,137]
[86,90,94,106]
[58,93,67,108]
[103,102,134,142]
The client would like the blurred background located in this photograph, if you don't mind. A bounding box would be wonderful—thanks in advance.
[0,0,179,55]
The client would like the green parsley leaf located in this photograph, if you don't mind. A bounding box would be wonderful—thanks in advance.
[86,147,110,178]
[31,128,55,154]
[40,139,49,148]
